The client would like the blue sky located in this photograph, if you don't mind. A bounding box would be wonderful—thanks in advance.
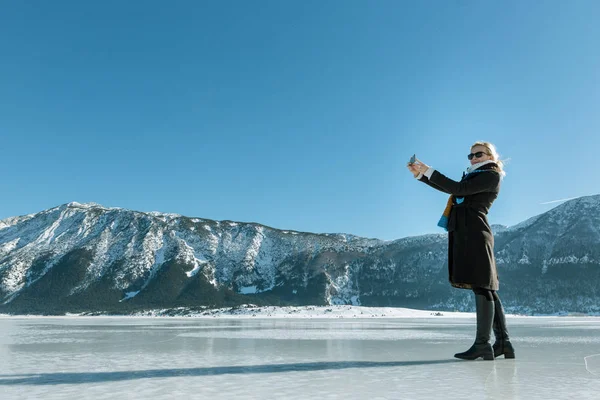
[1,1,599,240]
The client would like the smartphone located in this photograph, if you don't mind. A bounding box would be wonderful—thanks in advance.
[408,154,416,165]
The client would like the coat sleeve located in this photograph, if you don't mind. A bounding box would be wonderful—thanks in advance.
[428,170,500,196]
[418,175,452,194]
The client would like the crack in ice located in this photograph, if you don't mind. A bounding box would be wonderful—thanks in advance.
[584,354,600,376]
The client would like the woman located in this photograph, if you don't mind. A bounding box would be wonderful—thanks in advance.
[407,141,515,361]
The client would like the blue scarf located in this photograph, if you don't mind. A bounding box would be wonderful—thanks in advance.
[437,161,498,231]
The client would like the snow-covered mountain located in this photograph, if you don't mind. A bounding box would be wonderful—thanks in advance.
[492,195,600,314]
[1,195,599,315]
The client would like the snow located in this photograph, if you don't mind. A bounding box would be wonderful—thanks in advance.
[37,211,64,244]
[548,255,598,264]
[143,232,167,286]
[185,264,202,278]
[518,254,531,264]
[84,227,113,280]
[148,211,181,219]
[120,291,140,301]
[2,260,28,294]
[243,226,263,268]
[174,236,208,278]
[66,201,93,208]
[326,264,360,306]
[0,238,19,254]
[131,305,474,319]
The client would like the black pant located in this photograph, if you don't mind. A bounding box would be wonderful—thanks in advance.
[473,287,494,301]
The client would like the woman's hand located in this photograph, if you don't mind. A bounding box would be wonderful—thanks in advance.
[407,163,420,178]
[413,158,430,174]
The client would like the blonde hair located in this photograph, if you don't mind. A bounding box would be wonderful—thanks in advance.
[471,141,505,172]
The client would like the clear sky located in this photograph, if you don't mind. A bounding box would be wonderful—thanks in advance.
[1,1,599,240]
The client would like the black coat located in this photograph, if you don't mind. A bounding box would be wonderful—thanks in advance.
[419,162,502,290]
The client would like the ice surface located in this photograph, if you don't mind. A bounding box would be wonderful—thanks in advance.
[1,314,599,399]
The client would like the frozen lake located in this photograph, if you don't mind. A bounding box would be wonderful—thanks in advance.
[1,314,599,399]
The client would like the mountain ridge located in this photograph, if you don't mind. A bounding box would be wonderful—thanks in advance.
[1,195,599,315]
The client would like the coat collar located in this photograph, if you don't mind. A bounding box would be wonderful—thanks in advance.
[466,160,497,174]
[462,161,504,180]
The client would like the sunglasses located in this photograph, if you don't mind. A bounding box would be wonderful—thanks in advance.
[467,151,489,160]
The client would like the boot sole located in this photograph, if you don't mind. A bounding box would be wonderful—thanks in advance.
[494,352,515,359]
[454,353,495,361]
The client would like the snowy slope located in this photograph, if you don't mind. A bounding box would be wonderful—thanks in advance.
[0,202,385,312]
[0,195,599,315]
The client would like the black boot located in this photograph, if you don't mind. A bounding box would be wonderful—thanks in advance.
[454,294,495,360]
[492,292,515,359]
